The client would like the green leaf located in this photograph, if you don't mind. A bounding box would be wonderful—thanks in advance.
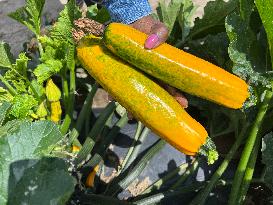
[8,158,75,205]
[34,59,63,83]
[0,120,63,204]
[187,32,229,67]
[0,87,13,103]
[8,0,45,35]
[0,102,11,126]
[262,132,273,192]
[255,0,273,66]
[0,42,14,69]
[9,94,38,119]
[29,80,45,100]
[86,4,111,24]
[4,53,30,93]
[240,0,254,22]
[189,0,238,39]
[177,0,197,42]
[158,0,183,33]
[50,0,81,43]
[225,12,271,87]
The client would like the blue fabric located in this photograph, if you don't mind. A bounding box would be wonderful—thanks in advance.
[101,0,152,24]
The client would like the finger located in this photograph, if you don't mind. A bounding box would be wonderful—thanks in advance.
[165,85,188,108]
[145,23,169,49]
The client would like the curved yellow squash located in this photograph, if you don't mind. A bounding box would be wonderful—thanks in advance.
[77,36,208,155]
[103,23,249,109]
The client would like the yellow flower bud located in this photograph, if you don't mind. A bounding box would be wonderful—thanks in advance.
[50,101,62,123]
[45,79,61,102]
[36,101,48,118]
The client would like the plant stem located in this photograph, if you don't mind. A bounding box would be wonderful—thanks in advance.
[119,122,143,174]
[60,114,72,135]
[75,83,98,133]
[62,71,69,112]
[189,123,249,205]
[171,159,199,189]
[36,35,44,56]
[139,162,190,195]
[106,139,166,196]
[74,102,117,166]
[68,62,76,117]
[0,74,17,96]
[228,90,273,205]
[237,136,261,204]
[122,127,150,171]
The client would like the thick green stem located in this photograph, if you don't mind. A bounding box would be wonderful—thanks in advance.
[68,63,76,117]
[0,74,17,96]
[75,83,98,133]
[60,114,72,135]
[228,90,273,205]
[238,136,261,204]
[189,124,248,205]
[62,71,69,112]
[119,122,143,174]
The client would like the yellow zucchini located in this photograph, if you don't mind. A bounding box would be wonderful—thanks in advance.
[77,36,208,155]
[103,23,249,109]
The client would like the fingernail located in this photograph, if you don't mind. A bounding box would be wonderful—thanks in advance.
[145,34,159,49]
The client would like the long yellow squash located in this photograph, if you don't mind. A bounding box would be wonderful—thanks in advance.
[103,23,249,109]
[77,36,208,155]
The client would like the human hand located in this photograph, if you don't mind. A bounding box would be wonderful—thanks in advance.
[129,15,188,108]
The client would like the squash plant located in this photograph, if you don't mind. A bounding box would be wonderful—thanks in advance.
[1,0,273,204]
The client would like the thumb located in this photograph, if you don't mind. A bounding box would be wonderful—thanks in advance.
[145,23,169,49]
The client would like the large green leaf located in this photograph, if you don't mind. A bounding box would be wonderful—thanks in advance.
[255,0,273,66]
[189,0,238,39]
[225,12,271,88]
[0,121,64,204]
[8,158,75,205]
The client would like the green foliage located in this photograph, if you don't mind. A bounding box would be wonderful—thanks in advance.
[157,0,184,33]
[8,0,45,35]
[225,12,271,88]
[8,158,75,205]
[0,120,65,204]
[0,42,14,69]
[34,59,63,84]
[177,0,197,42]
[4,53,30,93]
[50,0,81,43]
[86,4,111,23]
[9,94,38,119]
[255,0,273,66]
[188,0,238,39]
